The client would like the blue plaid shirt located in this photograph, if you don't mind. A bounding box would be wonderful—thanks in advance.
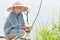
[4,12,25,36]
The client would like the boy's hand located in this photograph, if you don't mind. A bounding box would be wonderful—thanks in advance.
[21,25,26,30]
[21,25,32,33]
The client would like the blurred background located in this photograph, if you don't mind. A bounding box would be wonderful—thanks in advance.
[0,0,60,40]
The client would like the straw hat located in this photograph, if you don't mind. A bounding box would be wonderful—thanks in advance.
[7,1,28,12]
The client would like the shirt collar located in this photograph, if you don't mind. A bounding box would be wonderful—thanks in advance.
[10,12,22,16]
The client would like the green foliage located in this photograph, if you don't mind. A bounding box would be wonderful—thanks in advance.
[35,26,60,40]
[34,9,60,40]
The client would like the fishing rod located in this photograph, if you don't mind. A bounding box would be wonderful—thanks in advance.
[32,0,43,27]
[20,0,43,40]
[25,0,43,29]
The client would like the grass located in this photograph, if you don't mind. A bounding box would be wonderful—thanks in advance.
[34,9,60,40]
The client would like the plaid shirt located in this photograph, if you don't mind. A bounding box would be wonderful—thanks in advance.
[4,12,25,36]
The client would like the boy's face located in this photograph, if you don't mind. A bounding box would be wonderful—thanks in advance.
[14,6,21,14]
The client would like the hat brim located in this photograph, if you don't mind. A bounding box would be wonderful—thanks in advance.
[7,5,28,12]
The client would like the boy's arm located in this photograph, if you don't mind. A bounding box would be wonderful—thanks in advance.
[4,17,11,36]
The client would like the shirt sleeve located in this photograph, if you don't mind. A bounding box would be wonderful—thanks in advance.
[3,16,11,36]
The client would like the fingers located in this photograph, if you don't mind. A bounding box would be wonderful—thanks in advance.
[21,25,32,33]
[6,35,16,40]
